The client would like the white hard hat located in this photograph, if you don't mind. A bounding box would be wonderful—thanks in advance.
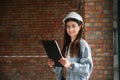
[63,12,84,24]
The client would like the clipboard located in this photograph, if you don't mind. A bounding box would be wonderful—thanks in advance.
[41,40,63,67]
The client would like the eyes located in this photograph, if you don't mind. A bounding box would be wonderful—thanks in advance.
[65,24,79,30]
[65,21,82,30]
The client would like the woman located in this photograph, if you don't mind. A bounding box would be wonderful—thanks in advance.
[48,12,93,80]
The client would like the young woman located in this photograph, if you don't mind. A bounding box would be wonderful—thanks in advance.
[48,12,93,80]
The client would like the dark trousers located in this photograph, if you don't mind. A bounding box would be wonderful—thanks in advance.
[61,76,66,80]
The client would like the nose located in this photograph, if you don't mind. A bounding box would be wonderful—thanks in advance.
[68,27,73,31]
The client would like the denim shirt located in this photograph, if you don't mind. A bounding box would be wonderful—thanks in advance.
[52,39,93,80]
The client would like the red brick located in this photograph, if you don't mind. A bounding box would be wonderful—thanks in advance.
[0,0,114,80]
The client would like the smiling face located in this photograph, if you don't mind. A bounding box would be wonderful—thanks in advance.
[66,21,81,40]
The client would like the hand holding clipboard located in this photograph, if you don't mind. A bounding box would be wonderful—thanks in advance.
[41,40,63,67]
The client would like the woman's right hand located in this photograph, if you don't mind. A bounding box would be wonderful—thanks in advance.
[47,59,55,68]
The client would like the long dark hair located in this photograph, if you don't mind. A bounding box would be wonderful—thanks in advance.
[62,18,83,58]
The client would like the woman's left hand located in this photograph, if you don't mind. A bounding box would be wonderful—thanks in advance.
[59,58,71,68]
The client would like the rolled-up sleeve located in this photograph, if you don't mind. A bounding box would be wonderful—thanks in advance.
[52,67,62,75]
[52,67,62,80]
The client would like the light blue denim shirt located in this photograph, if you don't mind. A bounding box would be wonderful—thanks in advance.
[52,39,93,80]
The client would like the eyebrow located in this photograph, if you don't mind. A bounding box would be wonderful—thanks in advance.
[66,23,78,26]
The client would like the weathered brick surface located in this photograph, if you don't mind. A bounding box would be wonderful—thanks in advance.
[0,0,113,80]
[0,0,81,80]
[0,57,56,80]
[85,0,113,80]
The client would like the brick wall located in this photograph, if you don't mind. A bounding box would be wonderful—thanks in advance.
[0,0,114,80]
[0,0,81,80]
[85,0,114,80]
